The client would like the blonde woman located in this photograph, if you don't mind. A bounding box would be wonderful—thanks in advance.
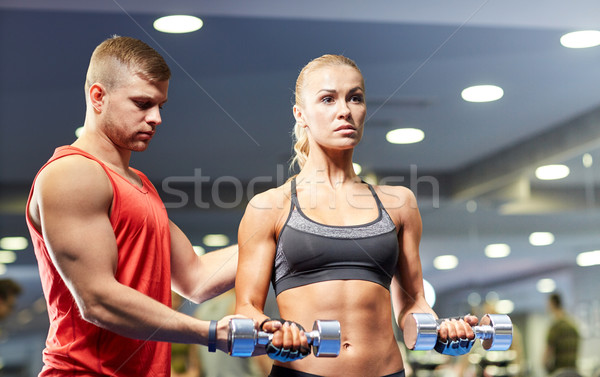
[235,55,477,377]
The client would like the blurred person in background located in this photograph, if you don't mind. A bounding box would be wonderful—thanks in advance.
[543,292,580,375]
[0,279,22,322]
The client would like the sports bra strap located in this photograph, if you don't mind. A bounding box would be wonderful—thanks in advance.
[366,183,386,210]
[290,178,299,208]
[291,177,297,196]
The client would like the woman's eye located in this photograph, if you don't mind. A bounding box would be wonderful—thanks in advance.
[350,95,364,103]
[321,96,334,104]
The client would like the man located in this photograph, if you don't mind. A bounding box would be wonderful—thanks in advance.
[25,36,243,376]
[0,278,22,321]
[543,293,580,374]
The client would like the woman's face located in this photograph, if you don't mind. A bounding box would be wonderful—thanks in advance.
[294,65,366,151]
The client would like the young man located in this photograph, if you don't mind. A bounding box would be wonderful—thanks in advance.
[26,36,243,376]
[0,278,21,321]
[544,293,580,374]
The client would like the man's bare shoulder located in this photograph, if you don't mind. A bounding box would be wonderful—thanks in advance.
[35,154,113,206]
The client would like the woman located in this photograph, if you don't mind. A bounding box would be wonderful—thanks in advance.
[235,54,477,377]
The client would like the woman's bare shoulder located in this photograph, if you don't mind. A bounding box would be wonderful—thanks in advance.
[242,181,294,231]
[373,184,417,209]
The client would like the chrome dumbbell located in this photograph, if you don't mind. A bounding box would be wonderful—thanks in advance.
[403,313,513,351]
[228,318,341,357]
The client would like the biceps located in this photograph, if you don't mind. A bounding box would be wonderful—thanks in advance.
[235,222,276,311]
[169,221,197,290]
[42,210,118,294]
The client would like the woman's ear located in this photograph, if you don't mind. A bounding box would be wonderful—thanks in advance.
[293,105,307,128]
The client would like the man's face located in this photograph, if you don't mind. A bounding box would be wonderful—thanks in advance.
[100,74,169,152]
[0,295,16,320]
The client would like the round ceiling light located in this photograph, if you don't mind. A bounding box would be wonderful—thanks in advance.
[386,128,425,144]
[560,30,600,48]
[535,164,570,180]
[154,15,203,34]
[484,243,511,258]
[529,232,555,246]
[461,85,504,103]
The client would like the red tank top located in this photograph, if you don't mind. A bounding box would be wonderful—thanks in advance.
[26,146,172,376]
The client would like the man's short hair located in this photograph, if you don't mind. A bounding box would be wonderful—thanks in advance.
[549,292,562,309]
[85,35,171,93]
[0,279,22,301]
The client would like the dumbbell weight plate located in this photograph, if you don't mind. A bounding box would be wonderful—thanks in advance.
[310,320,341,357]
[403,313,438,350]
[229,318,256,357]
[479,314,513,351]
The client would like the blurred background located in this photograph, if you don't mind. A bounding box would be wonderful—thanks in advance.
[1,1,600,376]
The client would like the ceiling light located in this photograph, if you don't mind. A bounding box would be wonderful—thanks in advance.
[576,250,600,267]
[560,30,600,48]
[202,234,229,247]
[535,164,570,180]
[433,255,458,270]
[0,237,28,250]
[494,299,514,314]
[352,163,362,175]
[485,243,510,258]
[536,278,556,293]
[423,279,436,307]
[154,15,203,34]
[386,128,425,144]
[467,292,482,307]
[0,250,16,264]
[583,153,593,168]
[192,245,205,256]
[529,232,555,246]
[461,85,504,103]
[466,200,478,213]
[485,291,500,303]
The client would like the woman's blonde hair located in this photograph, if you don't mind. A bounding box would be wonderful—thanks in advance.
[290,54,363,171]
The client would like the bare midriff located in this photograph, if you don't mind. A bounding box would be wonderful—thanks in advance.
[274,279,404,377]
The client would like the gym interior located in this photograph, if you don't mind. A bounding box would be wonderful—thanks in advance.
[1,2,600,376]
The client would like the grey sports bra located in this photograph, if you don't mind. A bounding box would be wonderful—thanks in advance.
[271,178,399,296]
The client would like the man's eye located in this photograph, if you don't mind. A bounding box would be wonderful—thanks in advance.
[135,101,150,109]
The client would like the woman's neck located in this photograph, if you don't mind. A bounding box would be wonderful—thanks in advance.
[298,149,360,189]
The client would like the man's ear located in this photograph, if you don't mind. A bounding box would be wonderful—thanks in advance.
[293,105,306,128]
[89,83,106,113]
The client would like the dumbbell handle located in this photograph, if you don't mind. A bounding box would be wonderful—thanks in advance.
[255,329,321,346]
[472,324,495,340]
[433,319,495,340]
